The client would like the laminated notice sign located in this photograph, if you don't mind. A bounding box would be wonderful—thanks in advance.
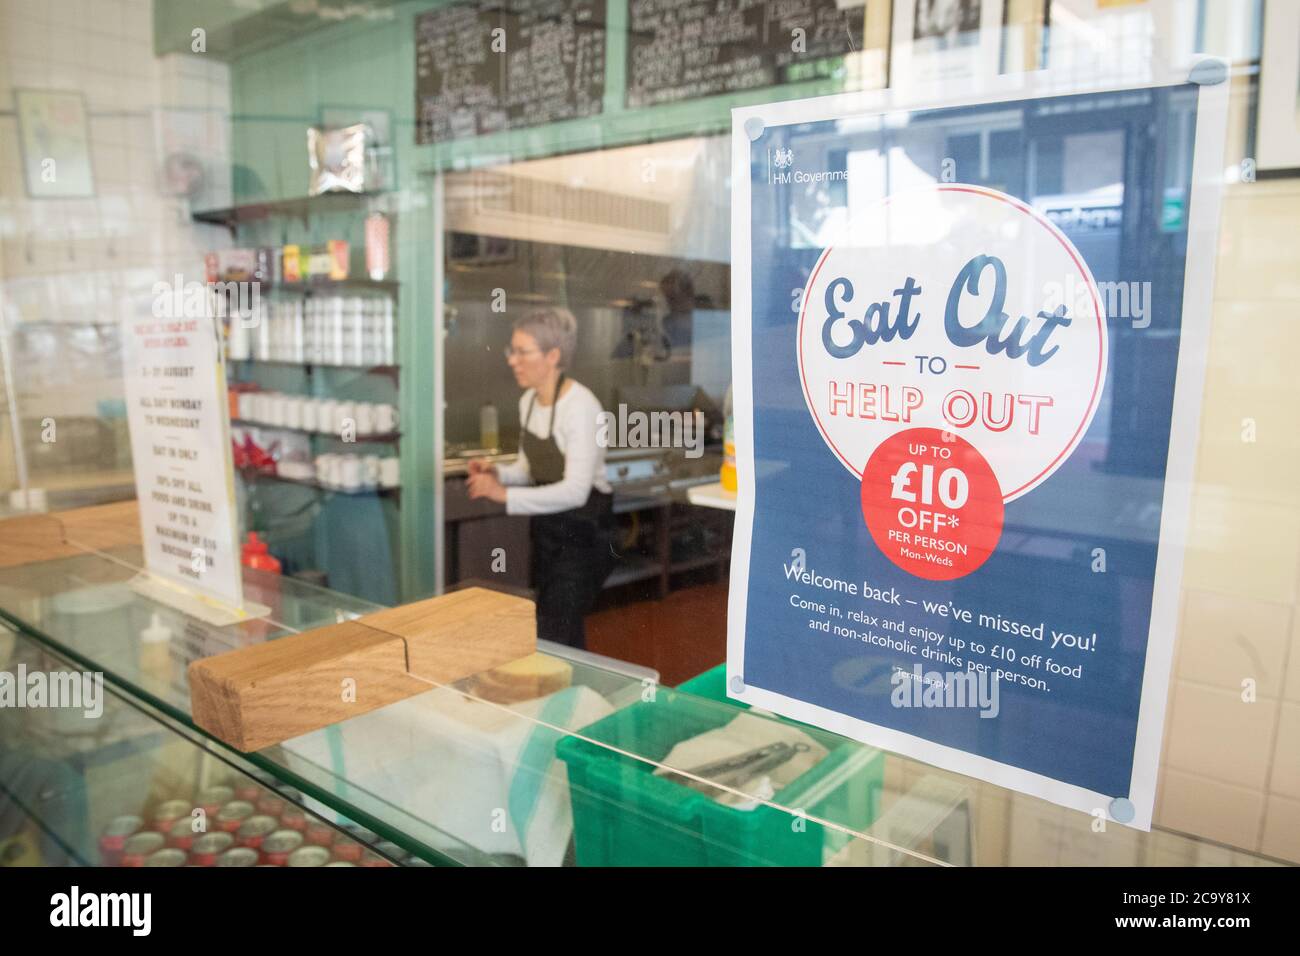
[122,299,262,625]
[727,64,1229,828]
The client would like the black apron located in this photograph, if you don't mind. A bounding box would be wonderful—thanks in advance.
[522,375,615,649]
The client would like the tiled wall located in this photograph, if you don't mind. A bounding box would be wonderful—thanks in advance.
[0,0,230,497]
[1155,169,1300,863]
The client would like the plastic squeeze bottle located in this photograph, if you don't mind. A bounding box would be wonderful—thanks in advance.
[241,532,282,574]
[720,384,737,492]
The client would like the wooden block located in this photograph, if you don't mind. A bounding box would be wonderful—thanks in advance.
[0,501,142,569]
[189,619,427,752]
[358,586,536,685]
[0,514,73,568]
[57,500,142,552]
[188,587,536,752]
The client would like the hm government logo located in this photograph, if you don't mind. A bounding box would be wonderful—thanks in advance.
[767,146,849,186]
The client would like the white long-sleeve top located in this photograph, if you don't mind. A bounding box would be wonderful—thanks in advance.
[495,380,612,516]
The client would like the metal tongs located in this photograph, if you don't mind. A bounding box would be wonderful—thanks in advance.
[661,741,811,795]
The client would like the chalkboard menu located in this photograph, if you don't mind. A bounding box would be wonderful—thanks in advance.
[626,0,865,109]
[416,0,605,144]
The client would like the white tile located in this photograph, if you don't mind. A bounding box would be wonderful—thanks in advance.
[1142,827,1198,865]
[114,69,149,98]
[1174,589,1291,698]
[10,55,52,87]
[1215,184,1300,301]
[1260,794,1300,864]
[4,16,47,60]
[1286,613,1300,704]
[121,0,151,43]
[1005,793,1063,865]
[1182,489,1300,605]
[83,0,119,37]
[83,70,123,110]
[1270,703,1300,800]
[14,1,52,24]
[90,115,126,148]
[90,143,127,188]
[1164,681,1277,790]
[1156,767,1264,852]
[70,26,101,71]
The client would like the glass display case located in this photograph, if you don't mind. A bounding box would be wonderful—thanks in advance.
[0,528,1285,867]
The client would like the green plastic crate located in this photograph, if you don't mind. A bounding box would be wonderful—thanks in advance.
[677,663,732,703]
[556,683,883,867]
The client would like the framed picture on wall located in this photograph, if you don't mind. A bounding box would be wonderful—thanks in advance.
[1000,0,1049,73]
[890,0,1006,94]
[15,89,95,199]
[1257,0,1300,174]
[1033,1,1192,84]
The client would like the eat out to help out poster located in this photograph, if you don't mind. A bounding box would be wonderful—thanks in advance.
[727,70,1227,829]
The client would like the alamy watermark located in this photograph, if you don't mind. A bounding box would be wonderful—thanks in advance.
[152,275,260,325]
[50,886,150,936]
[890,664,1000,718]
[1042,274,1152,329]
[0,665,104,719]
[596,404,704,459]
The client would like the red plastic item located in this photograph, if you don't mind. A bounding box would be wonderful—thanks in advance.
[241,533,282,574]
[232,433,279,473]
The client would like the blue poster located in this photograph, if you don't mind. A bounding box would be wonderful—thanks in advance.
[727,67,1229,828]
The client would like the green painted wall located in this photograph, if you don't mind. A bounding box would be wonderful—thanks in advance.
[224,0,863,599]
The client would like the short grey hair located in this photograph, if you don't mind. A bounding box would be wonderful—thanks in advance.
[513,307,578,369]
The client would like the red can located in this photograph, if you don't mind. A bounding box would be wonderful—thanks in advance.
[260,829,303,866]
[150,799,192,833]
[99,815,143,866]
[215,847,260,867]
[189,831,234,866]
[215,800,255,833]
[287,845,331,868]
[256,793,286,817]
[330,840,363,864]
[234,782,262,803]
[143,848,188,867]
[121,832,165,867]
[236,815,279,850]
[305,822,335,847]
[196,785,233,817]
[166,818,198,852]
[279,808,307,832]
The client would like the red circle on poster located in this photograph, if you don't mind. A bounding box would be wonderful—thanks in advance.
[861,428,1004,581]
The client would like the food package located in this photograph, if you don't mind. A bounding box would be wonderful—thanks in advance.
[307,123,372,195]
[464,653,573,704]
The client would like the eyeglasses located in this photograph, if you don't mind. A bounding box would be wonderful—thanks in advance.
[505,346,542,359]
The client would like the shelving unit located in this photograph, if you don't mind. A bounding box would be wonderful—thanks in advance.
[240,468,399,498]
[196,189,406,606]
[231,419,401,444]
[229,359,399,376]
[261,279,400,296]
[192,192,383,232]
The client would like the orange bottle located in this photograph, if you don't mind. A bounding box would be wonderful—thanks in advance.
[720,385,737,492]
[241,532,281,574]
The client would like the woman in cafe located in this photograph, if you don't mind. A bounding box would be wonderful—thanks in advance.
[467,307,616,649]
